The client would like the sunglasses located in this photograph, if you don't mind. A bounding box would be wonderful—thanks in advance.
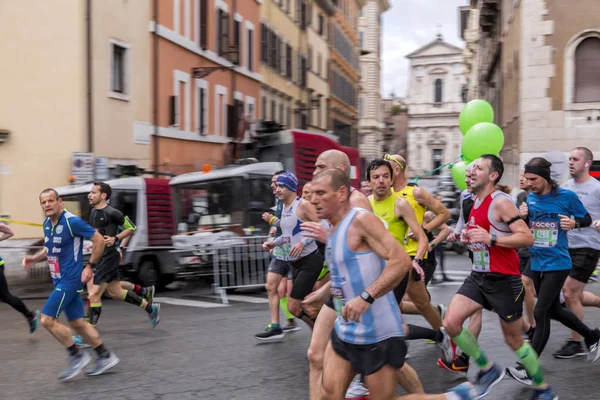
[384,154,404,170]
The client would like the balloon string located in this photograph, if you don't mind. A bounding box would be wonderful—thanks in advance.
[410,154,464,184]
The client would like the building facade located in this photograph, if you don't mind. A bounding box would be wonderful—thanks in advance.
[151,0,262,174]
[405,35,467,178]
[461,0,600,186]
[0,0,153,238]
[380,97,409,157]
[306,0,336,133]
[357,0,390,163]
[329,0,364,147]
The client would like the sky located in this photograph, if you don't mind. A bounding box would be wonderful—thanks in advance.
[381,0,468,98]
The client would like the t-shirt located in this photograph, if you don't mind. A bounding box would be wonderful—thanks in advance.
[43,210,97,290]
[527,188,589,272]
[562,178,600,251]
[89,206,125,254]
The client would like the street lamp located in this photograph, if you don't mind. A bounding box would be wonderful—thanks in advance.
[191,44,239,79]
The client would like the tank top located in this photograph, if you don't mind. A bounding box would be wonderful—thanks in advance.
[396,185,426,257]
[369,192,408,245]
[327,207,404,345]
[273,197,317,261]
[0,256,3,266]
[467,190,520,275]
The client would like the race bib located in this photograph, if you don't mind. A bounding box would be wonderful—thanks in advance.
[330,286,346,316]
[470,243,490,273]
[47,255,61,280]
[530,221,558,248]
[272,237,291,260]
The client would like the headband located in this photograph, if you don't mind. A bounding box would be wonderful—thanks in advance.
[524,165,552,182]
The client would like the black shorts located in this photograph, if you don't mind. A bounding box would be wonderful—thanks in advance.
[457,272,524,322]
[290,250,324,300]
[423,258,436,286]
[569,248,600,283]
[93,251,121,285]
[330,330,406,376]
[519,256,533,278]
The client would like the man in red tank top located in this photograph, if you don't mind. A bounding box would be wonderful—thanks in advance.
[442,155,558,400]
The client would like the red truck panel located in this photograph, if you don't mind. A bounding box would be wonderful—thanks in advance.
[291,131,361,188]
[144,178,174,246]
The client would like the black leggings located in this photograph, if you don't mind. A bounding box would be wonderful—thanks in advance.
[0,266,31,318]
[531,269,592,356]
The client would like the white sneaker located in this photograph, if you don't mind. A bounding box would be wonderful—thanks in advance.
[345,374,369,399]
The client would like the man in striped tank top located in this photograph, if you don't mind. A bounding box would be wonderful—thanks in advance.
[443,155,557,400]
[312,168,477,400]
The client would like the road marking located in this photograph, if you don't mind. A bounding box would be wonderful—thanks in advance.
[428,282,464,287]
[154,297,229,308]
[207,294,269,304]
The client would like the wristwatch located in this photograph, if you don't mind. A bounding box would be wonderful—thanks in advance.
[87,262,97,268]
[360,290,375,304]
[490,234,497,246]
[413,258,425,267]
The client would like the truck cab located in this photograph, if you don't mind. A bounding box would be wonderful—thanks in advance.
[56,177,176,288]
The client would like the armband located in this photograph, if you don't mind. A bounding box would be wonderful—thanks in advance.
[269,216,277,226]
[506,215,522,226]
[122,216,137,231]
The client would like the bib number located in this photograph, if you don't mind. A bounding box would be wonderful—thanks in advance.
[330,286,346,316]
[48,256,61,280]
[470,244,490,272]
[531,223,558,248]
[272,237,291,260]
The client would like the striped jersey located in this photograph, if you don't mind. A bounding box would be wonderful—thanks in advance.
[273,197,317,261]
[326,207,404,345]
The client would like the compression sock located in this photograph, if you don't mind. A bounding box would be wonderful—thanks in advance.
[94,343,110,359]
[87,303,102,326]
[405,324,443,342]
[122,290,152,313]
[280,296,295,320]
[516,343,545,386]
[133,284,148,297]
[452,328,489,369]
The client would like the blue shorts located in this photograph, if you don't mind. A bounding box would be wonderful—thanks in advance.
[42,288,85,321]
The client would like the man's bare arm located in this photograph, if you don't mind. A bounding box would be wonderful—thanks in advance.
[495,197,534,248]
[298,198,321,222]
[0,224,14,241]
[395,198,428,260]
[414,187,451,232]
[89,231,105,264]
[355,212,412,299]
[350,190,372,211]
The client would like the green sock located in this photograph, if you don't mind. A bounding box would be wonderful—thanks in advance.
[280,296,294,320]
[452,328,489,369]
[516,343,545,386]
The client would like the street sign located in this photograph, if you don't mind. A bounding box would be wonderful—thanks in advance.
[72,152,94,184]
[95,157,110,180]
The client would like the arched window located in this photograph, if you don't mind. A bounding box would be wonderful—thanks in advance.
[575,37,600,103]
[434,79,443,103]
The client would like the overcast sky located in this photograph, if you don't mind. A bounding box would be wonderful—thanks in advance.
[381,0,468,98]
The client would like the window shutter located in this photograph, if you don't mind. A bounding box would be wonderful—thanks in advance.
[169,95,178,126]
[200,0,208,48]
[575,37,600,103]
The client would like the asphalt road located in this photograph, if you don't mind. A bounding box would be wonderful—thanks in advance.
[1,253,600,399]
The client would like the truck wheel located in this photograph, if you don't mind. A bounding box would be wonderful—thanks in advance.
[138,260,160,288]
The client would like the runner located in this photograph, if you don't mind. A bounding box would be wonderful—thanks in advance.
[0,223,40,333]
[302,150,372,400]
[262,170,298,332]
[312,168,424,400]
[554,147,600,359]
[255,171,324,340]
[22,188,119,380]
[367,159,453,362]
[80,182,160,331]
[118,227,155,304]
[422,211,452,286]
[443,154,557,400]
[507,157,600,386]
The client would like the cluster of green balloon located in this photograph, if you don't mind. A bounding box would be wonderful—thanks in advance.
[450,99,504,190]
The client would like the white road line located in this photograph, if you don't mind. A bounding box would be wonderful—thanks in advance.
[428,281,464,287]
[207,294,269,304]
[154,297,229,308]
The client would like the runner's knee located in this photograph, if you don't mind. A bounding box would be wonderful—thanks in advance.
[40,314,56,329]
[307,344,325,369]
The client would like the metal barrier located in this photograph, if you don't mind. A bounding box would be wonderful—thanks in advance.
[212,235,270,304]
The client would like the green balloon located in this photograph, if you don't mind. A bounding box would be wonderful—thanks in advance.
[459,99,495,135]
[461,122,505,161]
[451,161,467,191]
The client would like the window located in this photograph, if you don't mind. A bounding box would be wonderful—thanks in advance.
[198,87,207,135]
[169,95,179,126]
[217,9,229,56]
[434,79,443,103]
[270,31,278,70]
[271,100,276,121]
[262,96,267,119]
[316,97,321,127]
[247,28,254,71]
[308,46,313,72]
[261,24,269,64]
[279,103,284,124]
[318,14,324,36]
[199,0,208,48]
[111,45,126,93]
[359,32,364,49]
[432,149,443,175]
[317,53,322,77]
[359,7,363,17]
[334,24,358,71]
[332,71,356,107]
[287,105,291,127]
[574,37,600,103]
[286,44,292,79]
[359,97,364,117]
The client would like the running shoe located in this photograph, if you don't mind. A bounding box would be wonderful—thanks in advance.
[474,363,505,398]
[58,351,92,381]
[29,310,40,334]
[73,335,92,349]
[553,340,587,359]
[255,323,284,341]
[584,328,600,363]
[149,303,161,328]
[448,382,478,400]
[530,387,558,400]
[437,353,469,377]
[506,363,532,386]
[86,352,120,376]
[145,285,155,304]
[345,374,369,399]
